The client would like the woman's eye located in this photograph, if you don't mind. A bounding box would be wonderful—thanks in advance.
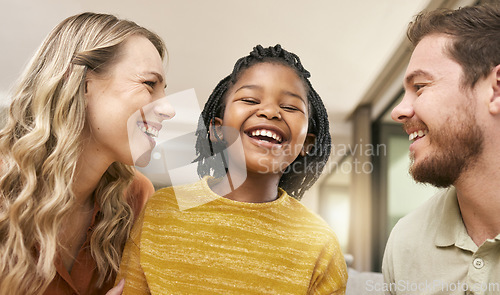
[144,81,157,89]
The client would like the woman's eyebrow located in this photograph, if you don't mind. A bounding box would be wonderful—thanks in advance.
[140,71,167,88]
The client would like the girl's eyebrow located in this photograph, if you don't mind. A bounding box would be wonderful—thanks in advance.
[234,84,261,93]
[235,85,305,103]
[282,90,305,104]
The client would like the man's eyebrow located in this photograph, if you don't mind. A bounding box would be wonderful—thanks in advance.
[405,70,434,86]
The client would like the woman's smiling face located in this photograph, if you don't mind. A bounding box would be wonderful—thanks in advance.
[215,62,315,175]
[84,35,175,167]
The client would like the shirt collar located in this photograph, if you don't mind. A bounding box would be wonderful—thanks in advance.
[434,186,477,252]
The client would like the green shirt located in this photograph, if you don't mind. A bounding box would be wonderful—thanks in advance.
[383,187,500,295]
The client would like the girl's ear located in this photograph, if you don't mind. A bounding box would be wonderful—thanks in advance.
[488,64,500,115]
[300,133,316,157]
[209,118,224,142]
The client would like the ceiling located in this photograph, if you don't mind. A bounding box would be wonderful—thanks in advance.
[0,0,433,140]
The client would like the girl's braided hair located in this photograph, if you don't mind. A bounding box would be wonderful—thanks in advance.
[195,44,331,200]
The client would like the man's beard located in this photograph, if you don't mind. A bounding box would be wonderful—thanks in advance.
[409,108,484,188]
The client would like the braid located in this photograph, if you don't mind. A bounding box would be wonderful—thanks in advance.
[279,79,331,199]
[230,44,311,83]
[195,76,230,178]
[195,44,331,200]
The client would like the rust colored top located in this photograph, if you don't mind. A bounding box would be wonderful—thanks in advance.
[44,171,154,295]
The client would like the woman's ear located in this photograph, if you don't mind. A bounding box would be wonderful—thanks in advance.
[488,64,500,115]
[209,118,224,142]
[300,133,316,157]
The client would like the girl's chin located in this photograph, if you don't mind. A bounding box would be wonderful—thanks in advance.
[246,163,288,176]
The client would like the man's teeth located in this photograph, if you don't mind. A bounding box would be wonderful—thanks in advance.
[139,124,159,138]
[251,129,282,143]
[409,130,428,141]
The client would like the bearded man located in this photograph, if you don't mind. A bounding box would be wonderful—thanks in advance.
[382,3,500,294]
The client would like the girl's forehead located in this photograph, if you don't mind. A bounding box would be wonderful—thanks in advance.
[232,62,307,90]
[235,61,298,78]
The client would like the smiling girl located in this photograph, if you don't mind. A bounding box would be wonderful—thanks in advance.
[117,44,347,294]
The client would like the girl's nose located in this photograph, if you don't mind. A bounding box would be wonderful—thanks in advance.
[257,104,282,120]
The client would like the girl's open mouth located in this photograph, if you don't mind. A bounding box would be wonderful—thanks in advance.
[246,128,283,145]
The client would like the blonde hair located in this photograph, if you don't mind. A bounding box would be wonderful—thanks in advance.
[0,12,165,294]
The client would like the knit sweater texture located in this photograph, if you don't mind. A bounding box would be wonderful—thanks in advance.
[117,177,347,294]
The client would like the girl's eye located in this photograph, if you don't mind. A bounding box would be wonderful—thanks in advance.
[241,98,259,104]
[282,104,306,113]
[281,105,300,112]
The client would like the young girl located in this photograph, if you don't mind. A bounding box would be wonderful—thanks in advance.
[0,13,174,295]
[117,44,347,294]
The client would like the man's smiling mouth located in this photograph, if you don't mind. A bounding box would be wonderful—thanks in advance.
[409,129,428,141]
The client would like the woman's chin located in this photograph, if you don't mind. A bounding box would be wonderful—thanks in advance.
[129,139,154,167]
[133,151,152,167]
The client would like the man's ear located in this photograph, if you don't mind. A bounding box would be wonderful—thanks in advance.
[300,133,316,157]
[209,117,224,142]
[488,64,500,115]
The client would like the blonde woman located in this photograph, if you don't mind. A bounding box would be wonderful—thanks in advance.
[0,13,174,294]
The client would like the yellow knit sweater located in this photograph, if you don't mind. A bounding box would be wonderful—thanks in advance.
[117,177,347,294]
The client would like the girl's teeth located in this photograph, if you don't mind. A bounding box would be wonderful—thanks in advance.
[250,129,282,143]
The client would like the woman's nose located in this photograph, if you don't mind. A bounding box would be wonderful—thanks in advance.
[153,97,175,122]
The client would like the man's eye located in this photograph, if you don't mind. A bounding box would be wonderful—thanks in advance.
[414,84,426,92]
